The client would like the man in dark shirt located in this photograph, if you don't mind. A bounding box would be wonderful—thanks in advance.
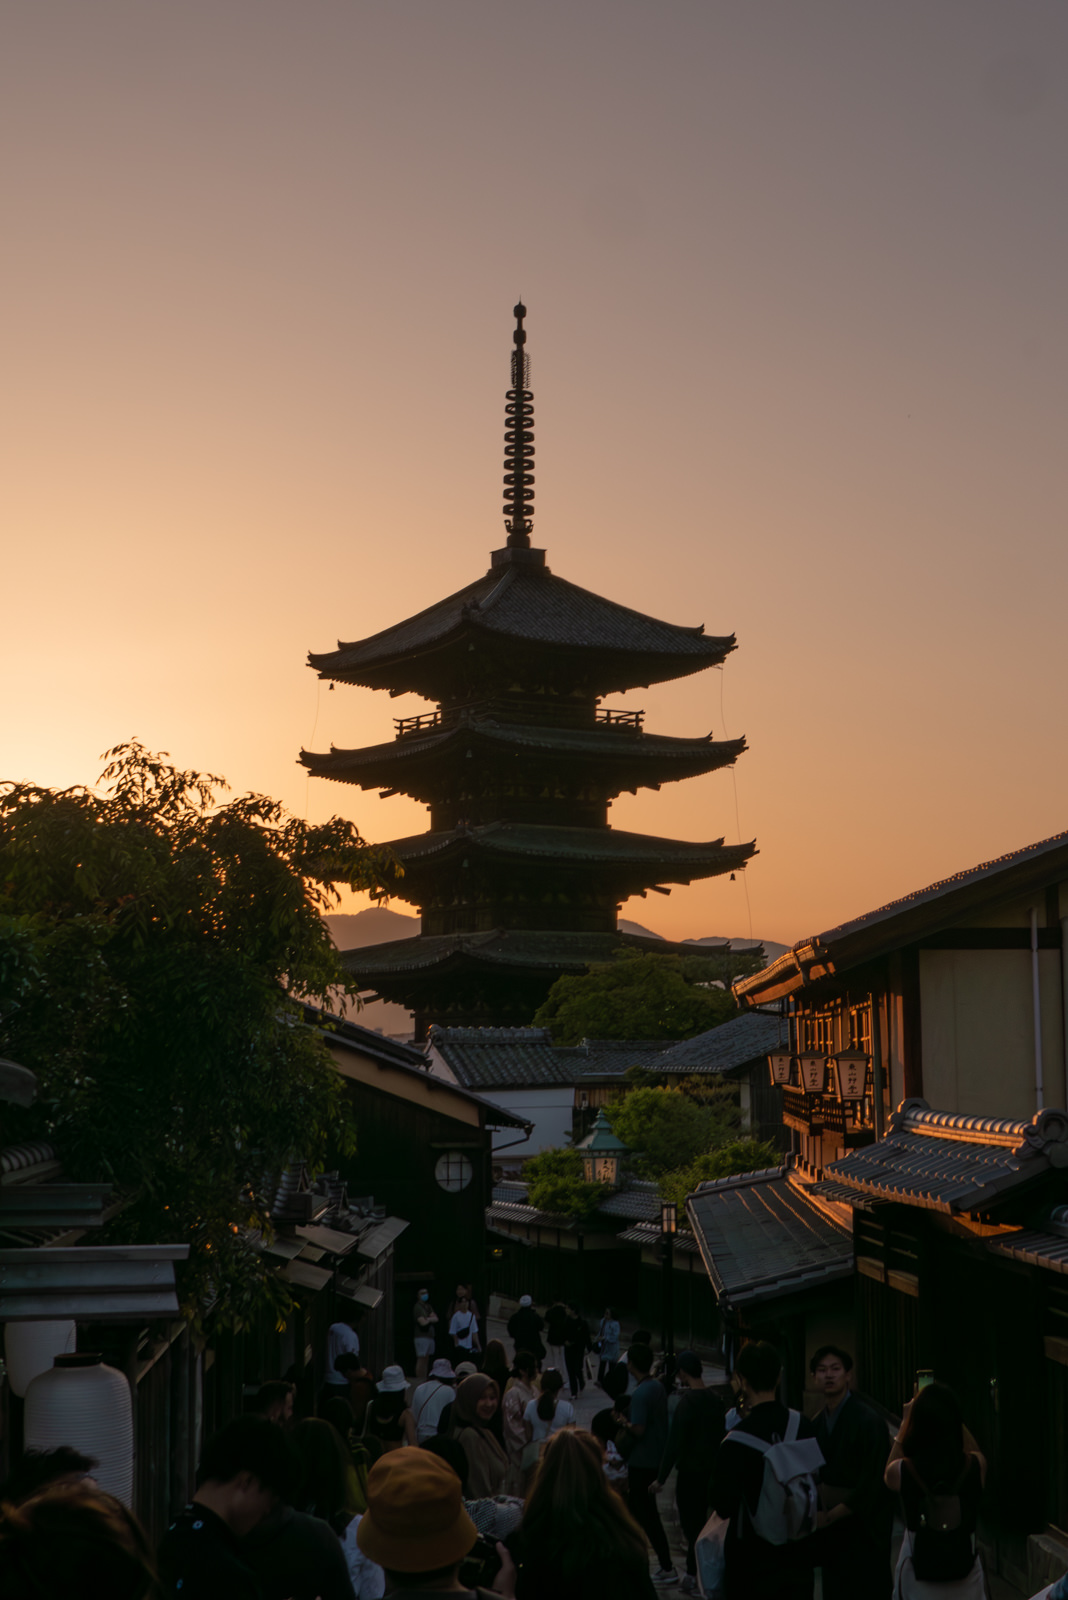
[650,1350,725,1594]
[243,1504,355,1600]
[616,1342,677,1584]
[709,1341,816,1600]
[506,1295,545,1362]
[809,1345,893,1600]
[158,1415,301,1600]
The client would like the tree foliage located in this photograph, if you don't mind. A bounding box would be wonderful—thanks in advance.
[657,1139,782,1212]
[531,951,761,1046]
[522,1147,605,1221]
[0,742,393,1328]
[606,1085,737,1176]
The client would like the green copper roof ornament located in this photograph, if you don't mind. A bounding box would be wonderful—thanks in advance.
[577,1108,630,1187]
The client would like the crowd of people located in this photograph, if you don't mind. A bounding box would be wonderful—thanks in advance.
[0,1290,1037,1600]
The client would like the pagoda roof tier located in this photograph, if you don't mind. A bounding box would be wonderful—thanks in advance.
[300,718,746,799]
[309,558,735,698]
[342,926,733,984]
[375,820,755,893]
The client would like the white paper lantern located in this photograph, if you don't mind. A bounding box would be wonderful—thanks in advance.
[25,1353,134,1505]
[3,1320,76,1398]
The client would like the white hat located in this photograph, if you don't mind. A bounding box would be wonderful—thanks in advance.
[519,1295,532,1307]
[376,1364,407,1392]
[430,1358,455,1380]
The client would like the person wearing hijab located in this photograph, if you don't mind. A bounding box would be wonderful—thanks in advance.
[447,1375,509,1499]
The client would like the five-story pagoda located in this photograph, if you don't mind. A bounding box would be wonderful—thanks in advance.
[302,305,756,1037]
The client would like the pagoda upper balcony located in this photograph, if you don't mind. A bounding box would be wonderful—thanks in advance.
[392,704,645,741]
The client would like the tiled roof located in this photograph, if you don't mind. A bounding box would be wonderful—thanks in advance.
[655,1013,785,1077]
[430,1028,671,1090]
[343,927,720,981]
[429,1027,572,1089]
[990,1228,1068,1276]
[309,563,735,690]
[686,1167,853,1309]
[596,1182,664,1222]
[487,1200,576,1229]
[617,1223,702,1256]
[736,828,1068,1006]
[301,719,745,789]
[823,1100,1068,1214]
[379,821,755,882]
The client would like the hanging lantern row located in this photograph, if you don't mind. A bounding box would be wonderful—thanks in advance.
[767,1049,872,1101]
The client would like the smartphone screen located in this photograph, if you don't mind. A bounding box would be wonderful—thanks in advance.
[916,1369,934,1390]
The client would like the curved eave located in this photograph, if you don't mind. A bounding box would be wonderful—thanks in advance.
[341,926,731,984]
[299,729,748,793]
[377,823,756,882]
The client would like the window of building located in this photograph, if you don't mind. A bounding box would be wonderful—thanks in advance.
[434,1151,474,1193]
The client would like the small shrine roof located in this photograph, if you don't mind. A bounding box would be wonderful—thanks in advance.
[309,563,735,693]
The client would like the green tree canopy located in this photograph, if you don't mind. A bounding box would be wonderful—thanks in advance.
[532,951,760,1046]
[522,1147,605,1220]
[605,1085,726,1176]
[657,1138,781,1212]
[0,742,393,1328]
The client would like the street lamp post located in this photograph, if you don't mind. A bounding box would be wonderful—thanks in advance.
[660,1199,677,1373]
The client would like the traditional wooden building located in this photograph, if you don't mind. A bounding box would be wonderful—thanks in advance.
[733,829,1068,1592]
[302,305,755,1036]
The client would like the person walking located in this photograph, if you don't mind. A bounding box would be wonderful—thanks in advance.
[507,1295,546,1364]
[447,1294,481,1364]
[363,1368,417,1455]
[614,1343,677,1586]
[501,1350,539,1494]
[355,1450,479,1595]
[596,1306,622,1387]
[884,1382,987,1598]
[412,1289,439,1382]
[563,1303,591,1399]
[410,1359,456,1444]
[503,1428,657,1600]
[245,1418,362,1600]
[809,1345,894,1599]
[544,1297,569,1380]
[446,1374,509,1498]
[648,1351,725,1594]
[709,1340,817,1600]
[323,1319,361,1401]
[158,1415,302,1600]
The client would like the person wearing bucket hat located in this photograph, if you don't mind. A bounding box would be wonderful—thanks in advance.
[411,1361,456,1444]
[356,1449,477,1592]
[364,1368,417,1454]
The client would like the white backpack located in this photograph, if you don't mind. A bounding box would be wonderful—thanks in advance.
[727,1411,824,1546]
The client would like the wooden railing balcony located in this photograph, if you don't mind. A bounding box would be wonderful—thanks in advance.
[596,708,644,731]
[394,711,443,739]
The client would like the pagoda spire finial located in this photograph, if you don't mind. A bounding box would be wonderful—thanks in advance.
[502,301,534,548]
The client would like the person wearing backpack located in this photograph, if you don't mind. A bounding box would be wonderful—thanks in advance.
[708,1340,821,1600]
[884,1382,986,1598]
[809,1345,894,1598]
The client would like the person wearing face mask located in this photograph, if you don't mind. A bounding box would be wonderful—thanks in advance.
[412,1288,439,1382]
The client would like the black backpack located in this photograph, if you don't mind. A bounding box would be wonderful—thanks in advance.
[905,1459,978,1582]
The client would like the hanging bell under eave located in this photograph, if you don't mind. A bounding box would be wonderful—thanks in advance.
[767,1050,794,1086]
[797,1053,827,1094]
[831,1049,870,1101]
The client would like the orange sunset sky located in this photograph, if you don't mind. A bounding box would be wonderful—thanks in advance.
[4,2,1068,951]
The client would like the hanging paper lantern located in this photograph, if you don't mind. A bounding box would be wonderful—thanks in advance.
[797,1053,828,1094]
[25,1353,134,1505]
[767,1050,794,1086]
[4,1320,76,1398]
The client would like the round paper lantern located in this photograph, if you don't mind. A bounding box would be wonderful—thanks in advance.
[4,1319,76,1398]
[25,1353,133,1505]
